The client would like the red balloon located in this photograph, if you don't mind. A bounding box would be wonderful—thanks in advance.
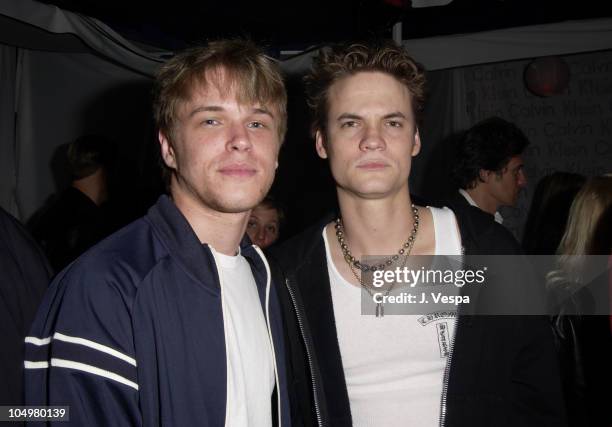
[524,56,570,97]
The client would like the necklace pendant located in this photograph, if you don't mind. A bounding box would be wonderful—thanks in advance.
[376,303,384,318]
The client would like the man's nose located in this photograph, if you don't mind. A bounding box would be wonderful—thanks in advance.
[227,123,252,152]
[257,227,266,240]
[518,169,527,187]
[359,124,385,151]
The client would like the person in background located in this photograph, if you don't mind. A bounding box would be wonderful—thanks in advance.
[246,196,285,249]
[548,175,612,427]
[29,134,111,271]
[522,171,585,255]
[0,207,51,423]
[449,117,529,225]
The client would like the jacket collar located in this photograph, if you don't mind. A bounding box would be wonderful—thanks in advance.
[145,195,267,294]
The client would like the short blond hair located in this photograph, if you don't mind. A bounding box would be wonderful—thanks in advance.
[153,39,287,140]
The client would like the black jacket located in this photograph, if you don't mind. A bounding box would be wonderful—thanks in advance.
[270,203,566,427]
[0,207,51,421]
[550,276,612,427]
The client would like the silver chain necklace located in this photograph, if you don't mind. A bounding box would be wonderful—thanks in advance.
[334,205,420,317]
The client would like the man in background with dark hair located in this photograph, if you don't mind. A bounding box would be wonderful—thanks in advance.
[450,117,529,224]
[29,134,111,270]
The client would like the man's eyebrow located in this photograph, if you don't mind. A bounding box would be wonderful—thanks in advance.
[382,112,407,120]
[336,113,362,121]
[188,105,275,119]
[188,105,225,118]
[252,107,274,118]
[336,112,407,121]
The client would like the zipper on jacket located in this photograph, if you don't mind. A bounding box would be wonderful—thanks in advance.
[253,246,283,427]
[438,315,458,427]
[439,244,465,426]
[285,278,324,427]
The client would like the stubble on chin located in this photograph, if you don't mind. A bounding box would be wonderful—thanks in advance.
[205,182,271,214]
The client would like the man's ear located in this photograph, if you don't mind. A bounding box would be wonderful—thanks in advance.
[479,169,492,183]
[315,130,328,159]
[159,130,177,169]
[411,128,422,157]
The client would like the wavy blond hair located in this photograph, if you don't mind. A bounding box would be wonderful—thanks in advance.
[547,176,612,289]
[557,176,612,257]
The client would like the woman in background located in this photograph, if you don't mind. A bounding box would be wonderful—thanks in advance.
[548,176,612,427]
[522,171,585,254]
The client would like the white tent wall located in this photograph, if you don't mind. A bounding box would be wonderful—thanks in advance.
[0,0,166,76]
[402,18,612,70]
[0,0,166,220]
[281,18,612,72]
[13,49,153,221]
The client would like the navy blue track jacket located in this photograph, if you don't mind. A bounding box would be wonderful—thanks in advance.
[24,195,291,426]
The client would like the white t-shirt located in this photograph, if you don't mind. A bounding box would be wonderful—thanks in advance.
[215,250,275,427]
[325,207,462,427]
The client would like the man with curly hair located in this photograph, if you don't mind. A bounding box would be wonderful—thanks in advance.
[271,41,564,427]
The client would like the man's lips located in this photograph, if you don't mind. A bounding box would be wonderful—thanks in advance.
[356,160,389,170]
[218,164,257,177]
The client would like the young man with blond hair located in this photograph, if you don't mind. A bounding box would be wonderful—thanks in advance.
[25,40,291,427]
[272,41,565,427]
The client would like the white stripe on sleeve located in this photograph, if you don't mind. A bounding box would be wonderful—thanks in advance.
[50,358,139,390]
[25,336,52,346]
[24,361,50,369]
[53,332,137,366]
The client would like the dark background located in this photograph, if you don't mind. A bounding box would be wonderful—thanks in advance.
[41,0,612,53]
